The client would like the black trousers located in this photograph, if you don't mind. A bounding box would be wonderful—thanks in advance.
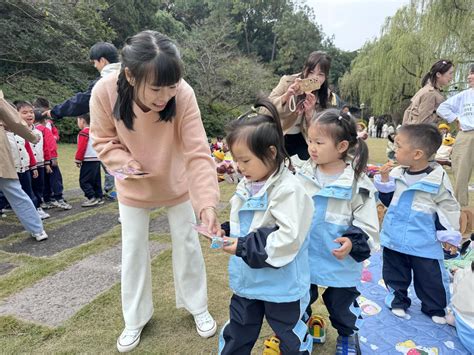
[79,161,103,199]
[306,284,361,336]
[18,171,37,208]
[220,294,310,355]
[284,133,309,160]
[44,164,64,202]
[31,166,45,207]
[382,247,447,317]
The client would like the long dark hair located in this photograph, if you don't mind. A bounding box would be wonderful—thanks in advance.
[298,51,332,109]
[421,59,453,88]
[226,97,290,174]
[311,109,369,180]
[113,30,183,130]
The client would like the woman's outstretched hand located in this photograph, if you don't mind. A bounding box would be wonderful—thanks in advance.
[200,207,222,237]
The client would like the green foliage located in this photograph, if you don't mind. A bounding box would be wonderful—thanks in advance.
[102,0,161,46]
[1,0,353,138]
[340,0,473,116]
[181,16,278,136]
[2,76,74,105]
[55,118,80,144]
[272,5,324,75]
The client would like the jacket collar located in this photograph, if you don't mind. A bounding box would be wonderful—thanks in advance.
[235,163,288,201]
[390,163,445,194]
[298,159,376,199]
[100,62,122,78]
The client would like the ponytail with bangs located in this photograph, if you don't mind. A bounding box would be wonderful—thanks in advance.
[311,109,369,180]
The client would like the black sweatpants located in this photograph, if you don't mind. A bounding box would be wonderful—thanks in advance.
[220,294,311,355]
[306,284,361,336]
[18,171,37,208]
[79,161,103,199]
[44,164,64,202]
[31,166,45,207]
[382,247,448,317]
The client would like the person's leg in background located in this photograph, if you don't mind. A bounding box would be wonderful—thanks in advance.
[451,130,474,207]
[102,162,116,200]
[50,163,71,209]
[0,177,47,241]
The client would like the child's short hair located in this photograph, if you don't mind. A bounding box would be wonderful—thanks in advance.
[78,113,90,125]
[33,97,50,109]
[397,124,442,158]
[89,42,119,63]
[14,100,33,111]
[226,97,289,173]
[470,63,474,73]
[34,109,46,123]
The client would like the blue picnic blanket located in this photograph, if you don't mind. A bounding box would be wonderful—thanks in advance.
[358,252,470,354]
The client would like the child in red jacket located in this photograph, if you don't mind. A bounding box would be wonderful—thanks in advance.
[34,110,71,210]
[75,113,103,207]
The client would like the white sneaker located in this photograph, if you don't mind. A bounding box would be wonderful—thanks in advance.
[432,315,447,324]
[31,230,48,241]
[116,327,143,352]
[37,207,50,219]
[81,197,98,207]
[193,310,217,338]
[52,199,72,210]
[392,308,406,318]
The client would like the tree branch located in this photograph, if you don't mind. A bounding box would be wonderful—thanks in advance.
[400,63,418,78]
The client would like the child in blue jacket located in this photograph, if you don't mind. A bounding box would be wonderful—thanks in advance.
[297,109,379,355]
[219,97,314,355]
[374,124,461,324]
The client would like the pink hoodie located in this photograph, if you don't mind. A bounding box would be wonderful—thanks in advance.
[90,73,219,213]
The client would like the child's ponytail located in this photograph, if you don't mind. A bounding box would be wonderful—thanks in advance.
[252,97,286,150]
[353,137,369,180]
[311,109,369,180]
[227,96,290,173]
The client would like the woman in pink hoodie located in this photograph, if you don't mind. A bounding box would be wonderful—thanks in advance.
[90,31,220,352]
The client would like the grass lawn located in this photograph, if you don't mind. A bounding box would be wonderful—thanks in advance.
[0,140,472,354]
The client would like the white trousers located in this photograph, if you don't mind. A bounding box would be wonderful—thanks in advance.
[119,200,208,330]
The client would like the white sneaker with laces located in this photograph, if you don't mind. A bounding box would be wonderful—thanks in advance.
[194,310,217,338]
[56,199,72,210]
[37,207,50,219]
[31,230,48,241]
[81,198,98,207]
[117,327,143,353]
[391,308,406,318]
[432,315,447,324]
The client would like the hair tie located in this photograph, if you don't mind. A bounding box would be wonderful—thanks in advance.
[442,60,447,65]
[238,106,258,120]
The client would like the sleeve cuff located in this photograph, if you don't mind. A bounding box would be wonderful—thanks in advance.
[373,174,396,193]
[436,230,462,246]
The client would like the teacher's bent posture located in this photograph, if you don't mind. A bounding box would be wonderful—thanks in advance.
[90,30,220,353]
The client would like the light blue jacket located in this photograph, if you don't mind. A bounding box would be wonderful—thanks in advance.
[374,164,461,260]
[297,161,380,288]
[228,165,314,302]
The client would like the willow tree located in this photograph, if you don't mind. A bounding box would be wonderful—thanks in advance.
[340,0,473,117]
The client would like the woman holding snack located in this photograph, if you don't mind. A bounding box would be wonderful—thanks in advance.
[268,51,338,159]
[90,31,220,352]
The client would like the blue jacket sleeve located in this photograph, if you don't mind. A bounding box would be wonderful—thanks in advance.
[235,226,279,269]
[343,226,371,262]
[50,78,98,119]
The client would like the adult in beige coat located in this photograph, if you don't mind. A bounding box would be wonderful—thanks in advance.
[402,59,454,126]
[0,91,47,241]
[268,51,338,159]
